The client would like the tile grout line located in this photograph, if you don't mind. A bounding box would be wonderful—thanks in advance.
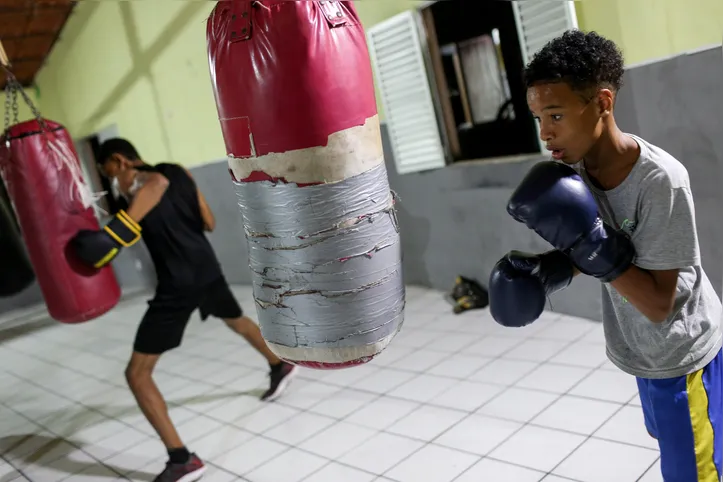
[1,371,148,479]
[5,315,631,481]
[1,298,645,482]
[446,323,598,482]
[350,316,580,481]
[636,458,661,482]
[536,360,655,480]
[210,311,501,480]
[292,313,498,482]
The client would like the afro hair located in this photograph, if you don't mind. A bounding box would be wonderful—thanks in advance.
[523,30,625,96]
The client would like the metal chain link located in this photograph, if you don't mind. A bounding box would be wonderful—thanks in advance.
[2,65,46,132]
[11,87,19,126]
[2,65,49,199]
[2,64,100,213]
[1,71,16,195]
[3,80,15,135]
[3,84,9,135]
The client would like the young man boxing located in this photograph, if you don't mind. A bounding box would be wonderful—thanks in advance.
[489,30,722,481]
[71,138,298,482]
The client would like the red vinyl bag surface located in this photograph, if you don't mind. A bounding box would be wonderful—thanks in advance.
[0,119,121,323]
[207,1,405,369]
[208,0,377,164]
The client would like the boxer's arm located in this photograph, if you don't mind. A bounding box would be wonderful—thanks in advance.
[72,172,166,268]
[610,267,678,323]
[125,172,169,222]
[182,167,215,232]
[608,178,696,323]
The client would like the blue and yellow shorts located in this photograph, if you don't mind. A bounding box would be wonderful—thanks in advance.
[637,349,722,482]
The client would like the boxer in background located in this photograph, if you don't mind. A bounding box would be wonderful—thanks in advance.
[72,138,298,482]
[489,31,722,482]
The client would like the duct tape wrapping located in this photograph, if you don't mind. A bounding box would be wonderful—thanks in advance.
[235,162,404,367]
[207,0,405,368]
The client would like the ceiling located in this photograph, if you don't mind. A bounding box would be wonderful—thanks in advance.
[0,0,76,88]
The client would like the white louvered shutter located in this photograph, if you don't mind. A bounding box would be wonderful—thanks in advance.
[512,1,578,152]
[512,1,578,66]
[367,11,447,175]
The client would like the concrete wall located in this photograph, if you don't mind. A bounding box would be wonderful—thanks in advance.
[156,44,723,321]
[382,44,723,321]
[2,45,722,323]
[380,133,605,321]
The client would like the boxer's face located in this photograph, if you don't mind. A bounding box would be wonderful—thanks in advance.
[100,154,137,196]
[527,82,612,165]
[100,153,130,179]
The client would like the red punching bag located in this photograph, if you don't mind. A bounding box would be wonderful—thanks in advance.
[0,119,121,323]
[208,1,405,369]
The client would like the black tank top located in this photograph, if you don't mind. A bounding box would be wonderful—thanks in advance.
[135,163,222,291]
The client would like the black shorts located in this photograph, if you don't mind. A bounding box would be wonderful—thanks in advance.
[133,276,243,355]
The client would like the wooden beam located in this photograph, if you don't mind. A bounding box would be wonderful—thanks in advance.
[0,39,10,67]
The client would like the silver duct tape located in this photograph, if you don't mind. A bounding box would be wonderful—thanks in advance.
[234,162,405,349]
[237,161,395,238]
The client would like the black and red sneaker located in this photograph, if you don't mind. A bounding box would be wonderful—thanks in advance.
[153,453,206,482]
[261,362,298,401]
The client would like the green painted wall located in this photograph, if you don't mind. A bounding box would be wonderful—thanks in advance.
[35,1,223,168]
[0,88,42,126]
[575,0,626,54]
[354,0,420,28]
[23,0,723,169]
[577,0,723,65]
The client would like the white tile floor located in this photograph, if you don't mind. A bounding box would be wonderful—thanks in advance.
[0,285,663,482]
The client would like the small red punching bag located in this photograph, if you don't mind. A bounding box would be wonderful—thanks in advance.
[207,1,405,369]
[0,118,121,323]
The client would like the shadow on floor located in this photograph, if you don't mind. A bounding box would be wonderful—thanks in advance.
[1,390,262,481]
[0,433,135,481]
[0,318,56,345]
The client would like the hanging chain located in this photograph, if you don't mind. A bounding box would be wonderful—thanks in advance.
[1,70,19,194]
[3,79,18,136]
[2,65,46,133]
[2,64,47,200]
[11,84,18,126]
[1,64,102,212]
[3,83,9,135]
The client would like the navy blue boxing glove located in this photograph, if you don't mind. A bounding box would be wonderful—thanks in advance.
[489,250,574,327]
[507,161,635,283]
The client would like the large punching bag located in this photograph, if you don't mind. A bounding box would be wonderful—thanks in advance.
[207,0,405,369]
[0,174,34,296]
[0,119,121,323]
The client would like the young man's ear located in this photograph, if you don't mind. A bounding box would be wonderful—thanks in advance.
[597,89,614,117]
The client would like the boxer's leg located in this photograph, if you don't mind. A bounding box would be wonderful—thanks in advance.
[199,277,298,401]
[642,349,722,482]
[225,314,298,401]
[225,315,282,364]
[127,293,206,482]
[126,352,182,448]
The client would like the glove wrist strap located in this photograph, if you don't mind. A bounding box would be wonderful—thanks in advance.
[104,210,142,247]
[569,224,635,283]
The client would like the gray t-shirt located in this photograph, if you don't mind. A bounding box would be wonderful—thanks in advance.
[574,134,722,379]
